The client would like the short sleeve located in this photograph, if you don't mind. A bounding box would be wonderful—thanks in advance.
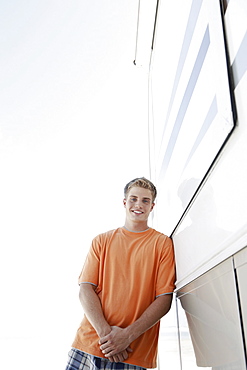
[155,236,176,297]
[78,236,101,286]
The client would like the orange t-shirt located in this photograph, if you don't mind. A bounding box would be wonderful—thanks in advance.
[72,227,176,368]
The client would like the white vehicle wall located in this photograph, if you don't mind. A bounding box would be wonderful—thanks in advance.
[145,0,247,368]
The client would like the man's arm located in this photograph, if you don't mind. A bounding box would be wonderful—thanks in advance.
[99,294,173,358]
[79,283,111,338]
[79,283,132,362]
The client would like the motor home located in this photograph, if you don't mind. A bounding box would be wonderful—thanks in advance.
[136,0,247,368]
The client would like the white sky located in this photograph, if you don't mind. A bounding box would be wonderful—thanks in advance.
[0,1,151,369]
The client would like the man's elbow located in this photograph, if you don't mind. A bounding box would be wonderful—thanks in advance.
[79,283,96,302]
[157,293,173,316]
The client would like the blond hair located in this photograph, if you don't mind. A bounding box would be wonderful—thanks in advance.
[124,177,157,201]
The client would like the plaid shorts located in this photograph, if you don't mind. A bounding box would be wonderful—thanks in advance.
[65,348,147,370]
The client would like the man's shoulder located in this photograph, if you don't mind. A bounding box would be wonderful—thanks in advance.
[91,228,122,252]
[94,228,121,241]
[150,228,173,247]
[150,228,170,239]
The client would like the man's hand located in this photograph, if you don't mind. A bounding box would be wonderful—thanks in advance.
[107,347,133,363]
[99,326,132,359]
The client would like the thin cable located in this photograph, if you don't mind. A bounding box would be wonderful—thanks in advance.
[133,0,141,65]
[148,64,155,182]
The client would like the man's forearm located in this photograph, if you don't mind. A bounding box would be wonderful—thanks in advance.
[79,283,111,338]
[125,294,173,343]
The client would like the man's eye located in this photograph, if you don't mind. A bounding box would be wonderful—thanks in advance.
[131,198,137,202]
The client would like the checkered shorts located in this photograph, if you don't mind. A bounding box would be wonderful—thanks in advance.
[65,348,147,370]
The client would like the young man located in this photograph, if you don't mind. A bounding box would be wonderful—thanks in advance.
[66,177,176,370]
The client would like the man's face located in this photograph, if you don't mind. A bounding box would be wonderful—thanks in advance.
[123,186,155,224]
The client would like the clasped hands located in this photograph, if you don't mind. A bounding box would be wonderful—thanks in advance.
[99,326,132,363]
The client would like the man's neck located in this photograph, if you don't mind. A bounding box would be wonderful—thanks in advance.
[124,221,149,233]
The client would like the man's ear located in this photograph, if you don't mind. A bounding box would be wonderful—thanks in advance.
[151,202,155,212]
[123,199,126,207]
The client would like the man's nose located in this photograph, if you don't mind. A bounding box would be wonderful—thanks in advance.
[135,201,142,208]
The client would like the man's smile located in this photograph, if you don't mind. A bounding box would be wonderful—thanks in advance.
[132,210,144,215]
